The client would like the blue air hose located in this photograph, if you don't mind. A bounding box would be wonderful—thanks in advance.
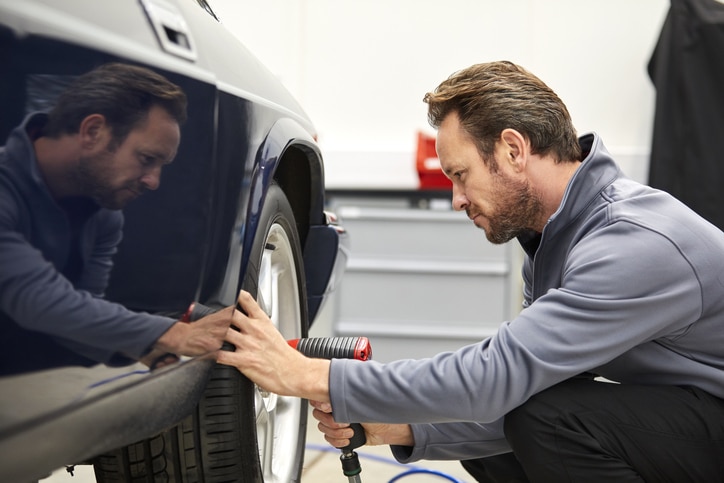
[306,443,467,483]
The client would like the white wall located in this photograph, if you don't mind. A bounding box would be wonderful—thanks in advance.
[211,0,670,188]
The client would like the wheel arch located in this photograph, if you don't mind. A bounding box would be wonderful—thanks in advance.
[242,117,325,276]
[275,141,325,247]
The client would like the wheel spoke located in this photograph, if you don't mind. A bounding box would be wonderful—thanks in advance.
[255,390,272,476]
[258,244,275,316]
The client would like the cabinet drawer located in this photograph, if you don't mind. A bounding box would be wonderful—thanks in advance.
[337,206,506,262]
[337,268,507,325]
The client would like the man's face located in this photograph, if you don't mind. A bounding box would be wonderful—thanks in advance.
[436,112,543,244]
[77,105,180,210]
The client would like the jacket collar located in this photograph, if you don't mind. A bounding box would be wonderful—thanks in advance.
[4,112,50,189]
[517,133,621,254]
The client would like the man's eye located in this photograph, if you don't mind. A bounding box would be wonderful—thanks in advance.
[139,154,155,166]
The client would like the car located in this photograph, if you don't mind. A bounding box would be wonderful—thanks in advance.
[0,0,348,481]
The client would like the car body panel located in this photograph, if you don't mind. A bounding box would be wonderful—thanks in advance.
[0,356,215,482]
[0,0,346,479]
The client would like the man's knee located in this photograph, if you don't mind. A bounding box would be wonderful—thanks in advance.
[501,381,599,481]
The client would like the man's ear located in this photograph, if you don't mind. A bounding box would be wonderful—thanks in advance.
[499,128,528,172]
[78,114,109,149]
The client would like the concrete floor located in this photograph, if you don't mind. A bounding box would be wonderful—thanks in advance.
[40,405,473,483]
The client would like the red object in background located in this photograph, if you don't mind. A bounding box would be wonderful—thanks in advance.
[416,131,451,190]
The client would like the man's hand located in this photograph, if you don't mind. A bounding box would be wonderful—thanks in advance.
[216,290,331,402]
[310,400,415,448]
[154,305,233,357]
[139,350,179,370]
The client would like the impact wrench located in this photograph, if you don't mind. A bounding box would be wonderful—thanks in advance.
[289,337,370,483]
[182,302,371,483]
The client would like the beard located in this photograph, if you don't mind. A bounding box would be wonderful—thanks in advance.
[469,172,544,245]
[76,150,144,210]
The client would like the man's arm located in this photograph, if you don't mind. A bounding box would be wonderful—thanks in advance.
[0,195,230,364]
[75,209,123,297]
[308,399,512,463]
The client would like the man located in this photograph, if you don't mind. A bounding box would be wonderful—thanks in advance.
[218,61,724,481]
[0,63,232,376]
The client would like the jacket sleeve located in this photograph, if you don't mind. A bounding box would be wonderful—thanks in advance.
[75,209,123,297]
[328,220,705,458]
[390,419,510,463]
[0,187,175,362]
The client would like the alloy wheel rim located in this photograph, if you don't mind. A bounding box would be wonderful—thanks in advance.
[255,223,303,482]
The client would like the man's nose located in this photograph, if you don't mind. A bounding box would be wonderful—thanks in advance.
[141,167,162,191]
[451,185,468,212]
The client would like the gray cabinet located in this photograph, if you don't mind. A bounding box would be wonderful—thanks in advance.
[327,192,522,362]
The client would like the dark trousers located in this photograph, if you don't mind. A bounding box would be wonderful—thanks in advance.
[461,378,724,483]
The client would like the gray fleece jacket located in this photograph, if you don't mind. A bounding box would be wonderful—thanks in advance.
[328,133,724,462]
[0,113,175,374]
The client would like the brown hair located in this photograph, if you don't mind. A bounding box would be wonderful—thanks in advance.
[423,61,581,166]
[44,63,187,147]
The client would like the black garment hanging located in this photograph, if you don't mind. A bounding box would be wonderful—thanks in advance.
[648,0,724,230]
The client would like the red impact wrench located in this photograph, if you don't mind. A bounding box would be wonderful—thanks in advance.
[183,302,370,483]
[289,337,369,482]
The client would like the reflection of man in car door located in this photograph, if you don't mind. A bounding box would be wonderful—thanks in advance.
[0,63,234,376]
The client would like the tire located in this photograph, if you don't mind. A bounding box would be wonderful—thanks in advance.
[93,183,309,482]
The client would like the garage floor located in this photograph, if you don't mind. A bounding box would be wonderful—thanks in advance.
[302,408,473,483]
[40,405,473,483]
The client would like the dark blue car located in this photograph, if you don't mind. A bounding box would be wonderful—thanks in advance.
[0,0,347,481]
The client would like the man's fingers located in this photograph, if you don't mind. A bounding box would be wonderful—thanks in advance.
[325,435,353,449]
[319,424,356,448]
[226,300,257,333]
[310,400,333,413]
[312,408,337,426]
[227,306,246,331]
[236,290,269,320]
[225,327,242,346]
[312,408,354,440]
[216,347,238,367]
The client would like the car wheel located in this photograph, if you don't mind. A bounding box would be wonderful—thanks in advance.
[93,183,308,482]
